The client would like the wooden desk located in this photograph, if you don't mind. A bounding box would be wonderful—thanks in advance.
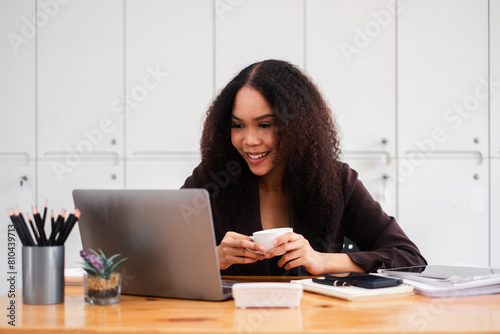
[2,283,500,333]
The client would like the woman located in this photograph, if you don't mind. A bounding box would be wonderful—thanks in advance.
[182,59,426,276]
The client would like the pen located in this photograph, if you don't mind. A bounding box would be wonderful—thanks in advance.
[312,278,351,287]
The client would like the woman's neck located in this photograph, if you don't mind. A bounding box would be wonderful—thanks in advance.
[258,163,287,193]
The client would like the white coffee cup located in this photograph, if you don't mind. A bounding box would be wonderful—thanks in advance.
[251,227,293,253]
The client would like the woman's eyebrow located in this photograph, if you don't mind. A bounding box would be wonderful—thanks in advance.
[231,114,275,121]
[255,114,275,121]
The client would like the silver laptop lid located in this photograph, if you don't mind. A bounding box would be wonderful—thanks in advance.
[73,189,231,301]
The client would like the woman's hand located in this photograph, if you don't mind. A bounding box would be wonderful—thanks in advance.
[217,231,266,270]
[265,232,365,275]
[264,232,324,275]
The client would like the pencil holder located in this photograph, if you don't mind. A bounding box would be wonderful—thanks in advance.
[22,246,64,304]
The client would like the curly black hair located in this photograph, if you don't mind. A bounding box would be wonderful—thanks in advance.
[198,59,343,233]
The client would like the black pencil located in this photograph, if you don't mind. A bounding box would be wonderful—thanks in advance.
[47,210,61,245]
[27,213,40,246]
[32,207,42,245]
[42,200,48,229]
[48,210,65,245]
[58,209,80,245]
[32,207,46,246]
[56,210,66,244]
[14,209,33,246]
[51,210,55,232]
[14,209,34,246]
[35,206,48,246]
[8,209,27,246]
[19,209,36,246]
[57,209,75,245]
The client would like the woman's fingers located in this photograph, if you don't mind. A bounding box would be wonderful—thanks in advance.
[218,231,325,273]
[222,232,266,253]
[264,232,325,274]
[264,232,300,258]
[217,232,265,269]
[226,248,265,263]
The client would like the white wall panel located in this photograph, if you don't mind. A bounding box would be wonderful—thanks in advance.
[126,155,200,190]
[492,0,500,158]
[0,159,35,210]
[398,158,489,266]
[307,0,396,155]
[0,0,37,296]
[37,0,124,156]
[38,158,124,269]
[0,159,35,295]
[125,0,212,154]
[215,0,303,91]
[491,159,500,267]
[491,0,500,269]
[342,155,397,218]
[398,0,488,156]
[0,0,36,155]
[35,0,125,271]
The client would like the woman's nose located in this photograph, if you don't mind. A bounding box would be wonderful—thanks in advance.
[243,128,261,146]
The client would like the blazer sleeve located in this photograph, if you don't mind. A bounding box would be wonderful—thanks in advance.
[340,165,427,272]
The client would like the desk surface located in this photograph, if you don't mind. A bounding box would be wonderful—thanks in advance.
[2,280,500,334]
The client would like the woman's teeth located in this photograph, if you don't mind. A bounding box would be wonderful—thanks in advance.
[248,152,269,159]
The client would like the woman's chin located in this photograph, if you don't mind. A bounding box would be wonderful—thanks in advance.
[248,166,268,176]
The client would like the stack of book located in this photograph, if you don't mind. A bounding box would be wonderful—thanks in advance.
[378,265,500,297]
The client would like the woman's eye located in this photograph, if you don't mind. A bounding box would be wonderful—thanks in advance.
[231,123,243,128]
[259,123,272,129]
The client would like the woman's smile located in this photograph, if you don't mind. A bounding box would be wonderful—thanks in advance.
[246,151,270,164]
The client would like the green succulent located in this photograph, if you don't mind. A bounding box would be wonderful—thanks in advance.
[80,249,127,280]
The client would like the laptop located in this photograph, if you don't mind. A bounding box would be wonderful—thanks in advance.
[73,189,233,301]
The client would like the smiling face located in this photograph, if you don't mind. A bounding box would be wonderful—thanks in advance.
[231,86,285,180]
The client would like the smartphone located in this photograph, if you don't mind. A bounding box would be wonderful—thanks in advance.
[319,272,403,289]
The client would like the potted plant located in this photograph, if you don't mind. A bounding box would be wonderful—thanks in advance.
[80,249,127,305]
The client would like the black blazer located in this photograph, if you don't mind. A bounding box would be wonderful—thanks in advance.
[182,162,426,275]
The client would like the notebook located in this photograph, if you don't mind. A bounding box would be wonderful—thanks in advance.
[73,189,233,301]
[292,278,414,301]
